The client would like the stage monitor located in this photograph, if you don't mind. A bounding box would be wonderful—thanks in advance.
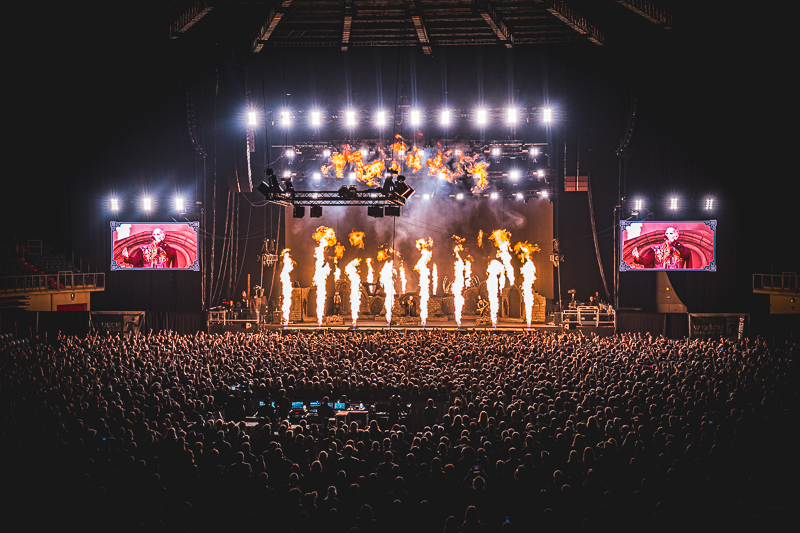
[111,222,199,271]
[620,220,716,271]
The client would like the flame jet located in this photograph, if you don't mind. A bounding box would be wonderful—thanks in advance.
[452,237,466,329]
[431,263,438,295]
[399,262,408,294]
[312,226,336,327]
[280,249,294,327]
[345,258,361,329]
[515,242,540,329]
[489,229,515,289]
[486,260,505,329]
[366,257,374,284]
[414,238,433,328]
[380,260,395,328]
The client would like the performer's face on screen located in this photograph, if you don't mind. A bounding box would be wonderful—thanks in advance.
[665,227,679,243]
[152,228,165,244]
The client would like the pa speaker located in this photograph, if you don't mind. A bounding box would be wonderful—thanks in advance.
[293,206,305,218]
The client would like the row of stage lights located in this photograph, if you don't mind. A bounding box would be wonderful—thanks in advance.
[630,196,717,214]
[108,196,190,213]
[248,107,554,128]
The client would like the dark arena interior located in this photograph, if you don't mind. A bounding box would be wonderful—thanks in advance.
[2,1,796,530]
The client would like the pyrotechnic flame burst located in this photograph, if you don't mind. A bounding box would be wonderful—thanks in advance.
[465,260,472,288]
[486,260,505,329]
[489,229,515,288]
[349,231,365,248]
[380,260,395,328]
[280,249,294,328]
[345,258,361,328]
[366,257,374,284]
[515,242,540,329]
[312,226,336,327]
[414,238,433,327]
[399,262,407,294]
[452,237,466,329]
[431,263,438,296]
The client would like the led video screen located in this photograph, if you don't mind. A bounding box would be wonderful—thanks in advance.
[620,220,716,271]
[111,222,199,271]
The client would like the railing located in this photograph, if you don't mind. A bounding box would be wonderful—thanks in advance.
[561,306,616,327]
[753,272,798,293]
[0,272,105,292]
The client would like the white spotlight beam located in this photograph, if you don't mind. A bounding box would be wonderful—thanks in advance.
[542,0,604,46]
[170,0,214,39]
[477,0,513,48]
[410,0,432,55]
[614,0,672,29]
[252,1,295,53]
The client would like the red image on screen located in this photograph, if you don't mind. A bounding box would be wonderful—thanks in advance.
[620,221,716,271]
[111,222,199,271]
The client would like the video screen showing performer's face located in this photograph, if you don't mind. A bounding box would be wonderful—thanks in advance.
[111,223,199,270]
[620,221,716,271]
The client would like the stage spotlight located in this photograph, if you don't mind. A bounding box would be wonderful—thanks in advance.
[537,170,545,178]
[543,108,553,123]
[410,109,421,126]
[143,197,152,212]
[490,192,499,200]
[285,148,295,159]
[360,148,368,158]
[669,197,679,210]
[530,146,539,157]
[705,198,715,210]
[516,192,524,201]
[440,109,451,126]
[491,147,501,157]
[540,190,548,199]
[423,194,431,200]
[456,193,464,200]
[438,172,447,180]
[376,110,387,127]
[312,172,321,181]
[174,197,184,212]
[280,110,291,127]
[310,205,323,218]
[345,110,356,127]
[323,149,331,158]
[310,110,321,127]
[248,111,257,126]
[634,199,644,211]
[110,198,119,212]
[283,170,292,178]
[476,108,487,125]
[509,170,520,181]
[506,108,518,124]
[349,172,356,182]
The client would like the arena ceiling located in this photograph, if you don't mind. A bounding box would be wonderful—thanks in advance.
[168,0,675,54]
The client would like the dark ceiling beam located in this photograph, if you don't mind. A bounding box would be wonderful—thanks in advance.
[252,0,295,52]
[614,0,672,29]
[342,0,353,51]
[476,0,514,48]
[537,0,604,45]
[408,0,432,55]
[170,0,214,39]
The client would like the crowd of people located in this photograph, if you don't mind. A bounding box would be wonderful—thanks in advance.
[1,328,793,531]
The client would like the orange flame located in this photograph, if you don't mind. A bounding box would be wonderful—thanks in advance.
[312,227,336,327]
[414,238,433,327]
[489,229,515,288]
[280,249,294,327]
[345,258,362,328]
[366,257,374,284]
[470,162,489,193]
[453,238,466,329]
[431,263,438,296]
[405,147,422,172]
[349,231,365,249]
[380,260,395,328]
[486,260,505,329]
[515,241,540,329]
